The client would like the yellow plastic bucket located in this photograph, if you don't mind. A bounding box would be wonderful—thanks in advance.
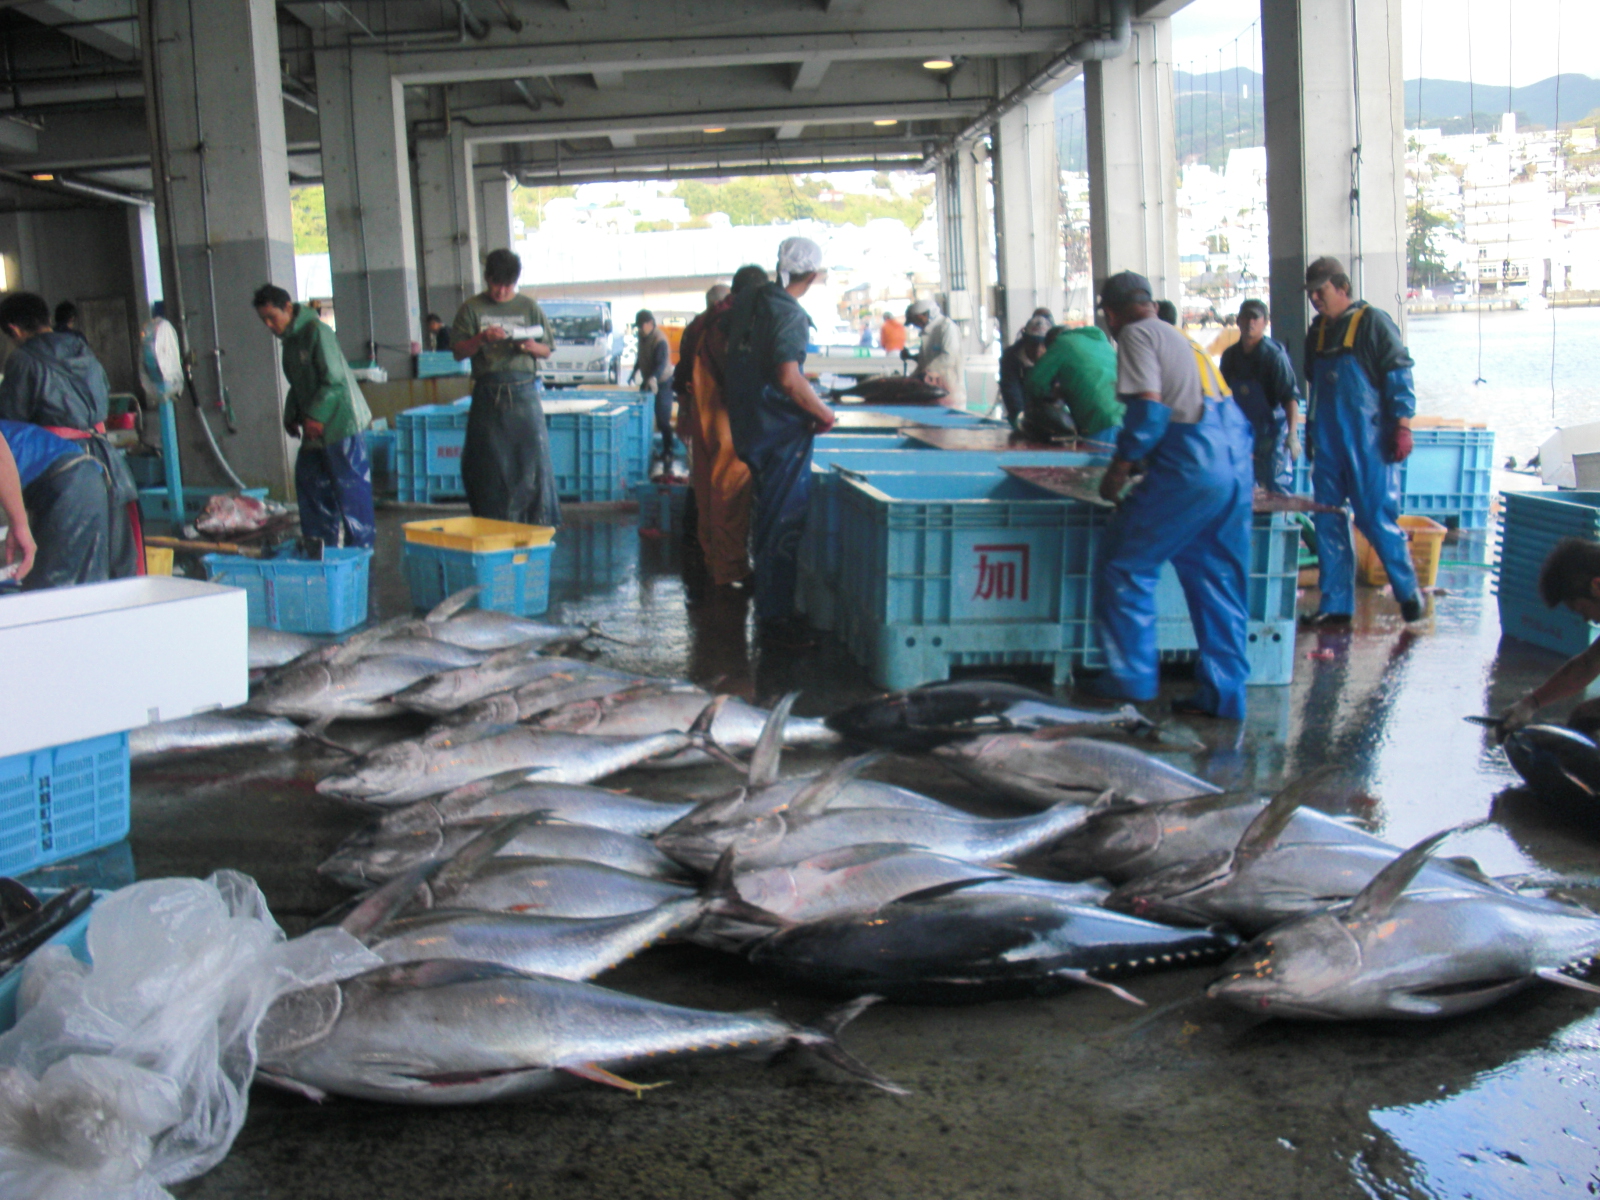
[402,516,555,554]
[1354,515,1447,589]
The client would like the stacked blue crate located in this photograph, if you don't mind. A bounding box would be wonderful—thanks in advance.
[1495,490,1600,656]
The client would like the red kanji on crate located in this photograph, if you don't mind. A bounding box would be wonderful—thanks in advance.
[973,543,1030,601]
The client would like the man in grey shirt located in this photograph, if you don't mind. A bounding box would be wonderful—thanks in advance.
[1091,271,1256,719]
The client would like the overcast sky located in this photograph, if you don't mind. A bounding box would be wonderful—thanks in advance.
[1168,0,1599,86]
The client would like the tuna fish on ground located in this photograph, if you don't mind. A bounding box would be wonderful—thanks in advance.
[933,731,1221,808]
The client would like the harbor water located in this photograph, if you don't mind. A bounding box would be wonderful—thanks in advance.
[1407,306,1600,461]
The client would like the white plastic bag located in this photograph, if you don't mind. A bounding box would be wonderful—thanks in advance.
[0,871,380,1200]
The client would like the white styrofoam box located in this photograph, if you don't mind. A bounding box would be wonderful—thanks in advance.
[542,398,610,414]
[1539,422,1600,489]
[0,576,248,758]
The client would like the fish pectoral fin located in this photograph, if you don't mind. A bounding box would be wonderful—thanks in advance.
[1558,766,1598,797]
[1057,969,1147,1007]
[301,716,358,756]
[253,1069,329,1103]
[561,1062,670,1097]
[1537,967,1600,996]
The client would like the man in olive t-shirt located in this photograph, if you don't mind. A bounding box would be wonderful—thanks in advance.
[449,248,562,525]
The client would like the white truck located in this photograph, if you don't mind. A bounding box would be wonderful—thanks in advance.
[538,299,619,386]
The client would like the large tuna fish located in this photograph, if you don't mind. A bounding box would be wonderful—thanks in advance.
[745,887,1239,1004]
[934,731,1220,807]
[1104,781,1509,936]
[256,961,903,1103]
[375,777,698,838]
[1207,824,1600,1019]
[827,680,1158,752]
[130,712,302,762]
[1502,724,1600,808]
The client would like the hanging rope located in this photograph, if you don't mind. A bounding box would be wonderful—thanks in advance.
[1552,0,1562,418]
[1467,0,1486,382]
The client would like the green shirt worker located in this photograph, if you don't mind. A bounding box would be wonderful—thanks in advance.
[450,248,561,526]
[253,284,375,548]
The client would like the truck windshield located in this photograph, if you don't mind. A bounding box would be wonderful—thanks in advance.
[543,306,605,341]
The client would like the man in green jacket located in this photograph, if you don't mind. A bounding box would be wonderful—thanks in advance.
[1023,324,1124,447]
[253,284,375,548]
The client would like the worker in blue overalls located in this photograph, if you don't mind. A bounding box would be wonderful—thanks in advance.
[1219,298,1301,493]
[1092,271,1255,719]
[0,419,112,589]
[722,236,838,651]
[1301,256,1423,626]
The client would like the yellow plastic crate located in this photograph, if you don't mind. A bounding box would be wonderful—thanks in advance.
[144,547,174,576]
[1354,515,1447,589]
[402,516,555,554]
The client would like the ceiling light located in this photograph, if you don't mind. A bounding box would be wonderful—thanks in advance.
[31,173,53,181]
[703,127,725,134]
[922,59,954,70]
[873,119,898,126]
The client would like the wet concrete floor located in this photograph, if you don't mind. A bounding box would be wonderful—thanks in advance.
[118,502,1600,1200]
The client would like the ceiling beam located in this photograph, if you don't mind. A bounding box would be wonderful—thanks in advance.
[592,69,625,89]
[790,58,830,91]
[389,28,1070,85]
[775,122,805,140]
[488,133,927,181]
[609,132,635,148]
[462,98,984,146]
[513,155,923,186]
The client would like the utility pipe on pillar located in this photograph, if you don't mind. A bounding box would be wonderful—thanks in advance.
[919,0,1130,171]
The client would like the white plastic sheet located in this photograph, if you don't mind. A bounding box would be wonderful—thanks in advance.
[0,871,380,1200]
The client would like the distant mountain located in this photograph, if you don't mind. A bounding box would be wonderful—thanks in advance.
[1053,71,1600,172]
[1405,74,1600,132]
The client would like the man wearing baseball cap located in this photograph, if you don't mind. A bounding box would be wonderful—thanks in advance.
[996,313,1054,428]
[1220,299,1302,493]
[1092,270,1255,719]
[1301,256,1423,625]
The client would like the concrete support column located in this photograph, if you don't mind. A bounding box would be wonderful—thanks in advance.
[1263,0,1406,377]
[478,173,514,260]
[315,45,420,378]
[1084,18,1180,304]
[415,124,476,325]
[932,145,989,354]
[991,90,1063,338]
[143,0,295,494]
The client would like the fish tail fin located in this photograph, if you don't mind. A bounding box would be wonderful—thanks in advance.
[584,622,639,647]
[701,847,790,928]
[338,861,440,938]
[301,716,359,757]
[793,996,908,1095]
[425,586,483,623]
[684,696,750,772]
[747,693,800,787]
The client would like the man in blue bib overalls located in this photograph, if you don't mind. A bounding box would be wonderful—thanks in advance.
[1093,272,1256,719]
[1301,256,1423,626]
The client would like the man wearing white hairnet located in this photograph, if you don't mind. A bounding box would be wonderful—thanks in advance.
[722,236,837,650]
[904,297,966,409]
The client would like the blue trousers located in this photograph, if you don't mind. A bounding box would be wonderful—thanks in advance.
[743,425,814,624]
[1097,407,1253,719]
[297,433,375,549]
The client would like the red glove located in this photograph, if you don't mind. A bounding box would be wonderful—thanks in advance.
[1388,424,1413,464]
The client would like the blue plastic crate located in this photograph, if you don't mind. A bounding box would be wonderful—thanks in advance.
[797,454,1104,632]
[833,472,1298,689]
[416,350,470,378]
[137,486,269,523]
[0,889,96,1032]
[366,429,397,496]
[1500,491,1600,538]
[1291,428,1494,528]
[126,453,164,488]
[0,733,129,877]
[203,547,371,633]
[632,479,689,535]
[403,541,552,616]
[617,399,656,481]
[1496,590,1597,657]
[548,405,628,501]
[814,434,923,451]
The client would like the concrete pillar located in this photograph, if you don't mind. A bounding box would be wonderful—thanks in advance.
[143,0,295,495]
[415,125,476,327]
[478,173,514,261]
[932,145,988,354]
[991,90,1064,339]
[1263,0,1407,378]
[315,45,421,378]
[1084,18,1181,304]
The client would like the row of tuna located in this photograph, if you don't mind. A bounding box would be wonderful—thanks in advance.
[131,609,1600,1105]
